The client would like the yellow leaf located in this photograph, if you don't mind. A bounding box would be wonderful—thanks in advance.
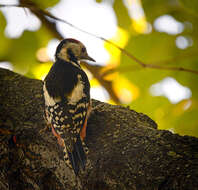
[172,99,192,116]
[112,74,139,103]
[100,65,118,81]
[132,17,148,34]
[104,27,129,64]
[32,62,52,80]
[90,78,100,87]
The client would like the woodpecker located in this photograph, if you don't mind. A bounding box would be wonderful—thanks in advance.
[43,38,95,175]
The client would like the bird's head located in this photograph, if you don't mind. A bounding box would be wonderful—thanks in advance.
[55,38,95,65]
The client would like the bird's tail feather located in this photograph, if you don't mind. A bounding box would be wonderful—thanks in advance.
[63,136,87,175]
[74,136,86,170]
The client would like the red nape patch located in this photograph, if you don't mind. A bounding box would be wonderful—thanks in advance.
[13,135,17,144]
[67,38,81,44]
[8,135,17,147]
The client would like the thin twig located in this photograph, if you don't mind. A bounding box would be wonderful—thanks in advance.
[145,64,198,74]
[0,2,198,76]
[101,51,198,77]
[101,62,198,77]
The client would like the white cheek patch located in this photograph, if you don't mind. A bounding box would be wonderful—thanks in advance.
[57,43,80,68]
[58,45,68,61]
[68,75,86,104]
[43,82,60,106]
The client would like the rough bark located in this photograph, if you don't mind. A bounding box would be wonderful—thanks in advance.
[0,68,198,190]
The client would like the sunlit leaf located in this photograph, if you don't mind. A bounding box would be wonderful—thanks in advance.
[112,74,139,104]
[104,27,129,63]
[113,0,131,30]
[132,17,148,34]
[31,0,60,9]
[141,0,176,22]
[95,0,103,3]
[32,62,52,80]
[0,12,10,57]
[90,78,100,87]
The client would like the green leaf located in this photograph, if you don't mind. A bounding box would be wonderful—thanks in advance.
[3,31,39,74]
[141,0,177,22]
[174,108,198,137]
[0,11,10,57]
[95,0,103,3]
[31,0,60,9]
[113,0,131,30]
[178,0,198,16]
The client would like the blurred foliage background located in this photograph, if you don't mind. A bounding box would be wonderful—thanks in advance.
[0,0,198,137]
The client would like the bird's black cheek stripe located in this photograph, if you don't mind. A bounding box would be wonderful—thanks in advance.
[67,48,78,63]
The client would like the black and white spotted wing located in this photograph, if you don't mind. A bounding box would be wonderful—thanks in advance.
[46,97,89,148]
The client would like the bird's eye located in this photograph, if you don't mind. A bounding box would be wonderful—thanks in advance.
[82,47,86,53]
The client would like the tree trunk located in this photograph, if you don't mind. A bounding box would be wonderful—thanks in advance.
[0,68,198,190]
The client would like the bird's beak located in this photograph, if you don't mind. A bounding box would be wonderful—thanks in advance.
[81,54,96,62]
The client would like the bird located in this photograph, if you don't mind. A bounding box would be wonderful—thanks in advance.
[43,38,95,175]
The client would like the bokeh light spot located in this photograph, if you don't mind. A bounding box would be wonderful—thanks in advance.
[150,77,192,104]
[154,15,184,35]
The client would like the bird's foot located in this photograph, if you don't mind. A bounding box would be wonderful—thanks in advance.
[39,114,52,134]
[39,123,51,134]
[51,125,64,147]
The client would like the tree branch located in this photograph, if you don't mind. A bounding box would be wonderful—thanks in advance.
[1,68,198,190]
